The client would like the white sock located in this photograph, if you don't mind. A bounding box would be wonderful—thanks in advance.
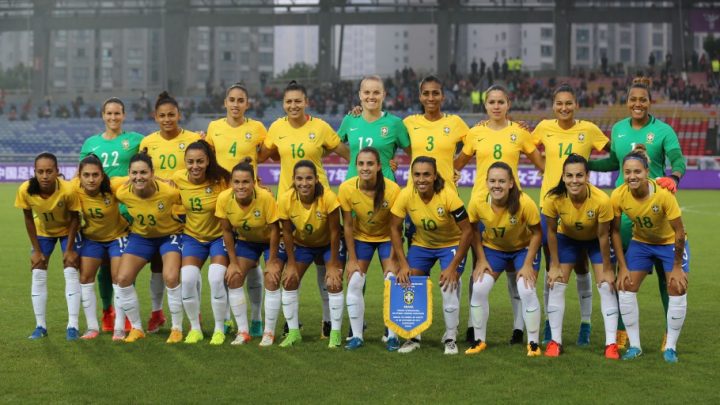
[80,282,99,331]
[598,282,618,345]
[281,289,299,330]
[619,291,641,349]
[665,294,687,351]
[247,264,263,322]
[166,285,183,331]
[470,276,495,341]
[329,291,344,332]
[543,270,550,317]
[576,272,593,323]
[64,267,81,329]
[517,277,541,344]
[507,271,524,331]
[264,288,281,334]
[118,285,142,330]
[441,285,460,341]
[196,269,203,306]
[181,265,201,331]
[150,272,165,312]
[31,269,48,328]
[113,284,126,332]
[316,265,330,322]
[547,282,567,344]
[208,264,227,333]
[466,276,473,328]
[346,272,366,340]
[229,287,249,333]
[385,272,397,339]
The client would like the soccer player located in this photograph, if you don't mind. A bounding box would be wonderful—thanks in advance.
[277,160,346,348]
[73,155,130,340]
[543,154,619,359]
[15,153,82,340]
[611,146,689,363]
[532,85,609,346]
[454,84,543,345]
[216,161,285,347]
[390,156,472,355]
[339,147,401,350]
[79,97,143,333]
[171,140,230,345]
[114,153,184,343]
[588,78,686,349]
[465,162,542,357]
[337,75,410,182]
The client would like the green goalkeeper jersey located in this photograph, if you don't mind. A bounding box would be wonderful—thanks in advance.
[79,131,144,178]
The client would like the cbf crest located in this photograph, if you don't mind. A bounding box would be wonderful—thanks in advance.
[510,133,517,143]
[158,201,165,211]
[403,289,415,305]
[586,210,595,218]
[652,204,660,213]
[245,132,252,141]
[122,139,130,150]
[103,197,112,206]
[205,187,213,194]
[382,200,389,209]
[509,215,518,225]
[381,127,389,137]
[253,209,261,218]
[308,132,317,141]
[578,133,586,142]
[646,133,655,144]
[443,126,451,135]
[316,210,323,218]
[179,143,186,151]
[437,207,445,216]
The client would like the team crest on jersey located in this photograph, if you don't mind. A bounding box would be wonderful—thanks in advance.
[510,134,517,143]
[437,207,445,216]
[381,127,389,137]
[316,210,323,218]
[57,201,64,208]
[646,133,655,144]
[586,210,595,218]
[179,143,186,151]
[578,133,586,142]
[382,200,389,208]
[205,187,213,194]
[122,139,130,150]
[158,201,165,211]
[103,197,111,206]
[403,289,415,305]
[253,209,261,218]
[443,126,450,135]
[309,132,316,141]
[509,215,518,225]
[652,204,660,213]
[245,132,252,140]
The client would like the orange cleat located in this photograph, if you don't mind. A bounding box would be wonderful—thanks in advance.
[605,343,620,360]
[545,340,562,357]
[101,306,115,332]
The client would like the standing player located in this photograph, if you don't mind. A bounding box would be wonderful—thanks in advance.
[611,146,689,363]
[277,160,346,348]
[79,97,143,333]
[390,156,472,355]
[543,154,619,359]
[588,78,686,349]
[339,147,401,350]
[15,153,82,340]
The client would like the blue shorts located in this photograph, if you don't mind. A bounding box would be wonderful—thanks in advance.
[181,234,227,261]
[483,246,541,273]
[626,240,690,273]
[540,211,549,246]
[234,239,288,263]
[294,240,347,265]
[80,236,127,259]
[407,245,466,275]
[404,215,416,245]
[123,233,182,261]
[34,235,71,257]
[354,240,392,262]
[556,233,616,265]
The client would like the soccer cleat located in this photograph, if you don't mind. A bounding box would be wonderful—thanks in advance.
[66,327,80,341]
[398,338,421,354]
[80,330,100,340]
[224,320,235,335]
[282,321,303,338]
[622,346,643,360]
[465,339,488,355]
[444,339,458,355]
[616,330,628,350]
[320,321,331,339]
[279,329,302,348]
[661,332,667,352]
[147,310,166,334]
[328,330,342,348]
[509,329,524,345]
[209,331,226,346]
[527,341,542,357]
[386,337,400,352]
[545,340,562,357]
[250,320,263,337]
[604,343,620,360]
[101,306,115,332]
[663,348,678,363]
[346,322,368,342]
[259,332,275,347]
[184,329,204,344]
[124,328,146,343]
[166,328,183,344]
[577,322,591,346]
[28,326,48,340]
[345,337,364,350]
[112,330,126,342]
[230,332,251,346]
[465,326,475,344]
[542,319,552,345]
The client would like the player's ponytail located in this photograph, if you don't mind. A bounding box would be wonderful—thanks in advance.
[357,147,385,212]
[293,160,324,199]
[155,90,180,112]
[28,152,59,195]
[185,140,231,184]
[231,157,255,180]
[546,154,589,198]
[622,144,650,169]
[628,77,652,101]
[284,80,307,98]
[411,156,445,194]
[488,161,520,215]
[78,154,112,196]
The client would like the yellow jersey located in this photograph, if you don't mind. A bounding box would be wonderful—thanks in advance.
[338,176,401,242]
[14,178,82,238]
[403,114,469,188]
[610,180,682,245]
[206,117,267,173]
[115,180,183,238]
[542,183,613,241]
[73,177,128,242]
[391,186,465,249]
[172,170,226,242]
[277,188,341,248]
[139,129,202,180]
[264,116,341,195]
[532,119,608,207]
[463,121,536,198]
[468,192,540,252]
[215,186,279,244]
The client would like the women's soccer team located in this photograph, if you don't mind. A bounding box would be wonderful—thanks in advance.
[14,76,689,363]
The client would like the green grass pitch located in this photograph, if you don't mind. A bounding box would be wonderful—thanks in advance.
[0,183,717,403]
